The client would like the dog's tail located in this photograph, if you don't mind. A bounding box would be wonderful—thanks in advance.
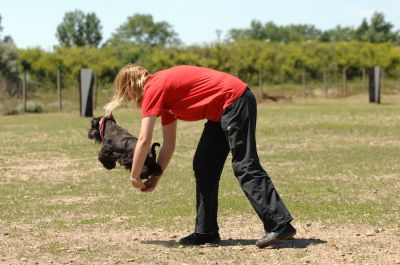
[150,143,161,160]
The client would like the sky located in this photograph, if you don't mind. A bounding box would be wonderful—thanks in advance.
[1,0,400,50]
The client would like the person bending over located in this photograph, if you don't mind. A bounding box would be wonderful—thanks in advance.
[104,64,296,248]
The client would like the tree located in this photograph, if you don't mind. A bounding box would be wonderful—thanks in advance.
[228,20,321,43]
[0,14,14,43]
[0,15,3,38]
[355,12,398,43]
[85,13,102,47]
[109,14,180,46]
[0,14,18,78]
[0,39,19,97]
[320,26,356,42]
[56,10,102,47]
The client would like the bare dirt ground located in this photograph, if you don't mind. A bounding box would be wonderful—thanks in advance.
[1,215,399,265]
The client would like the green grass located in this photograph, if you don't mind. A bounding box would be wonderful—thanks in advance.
[0,95,399,262]
[1,96,400,227]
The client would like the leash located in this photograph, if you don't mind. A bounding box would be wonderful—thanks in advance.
[99,117,106,140]
[99,114,114,140]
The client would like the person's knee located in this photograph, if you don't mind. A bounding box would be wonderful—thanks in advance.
[194,169,221,181]
[232,161,269,182]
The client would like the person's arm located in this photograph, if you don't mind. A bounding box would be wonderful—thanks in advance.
[131,116,157,189]
[158,120,177,170]
[141,120,177,192]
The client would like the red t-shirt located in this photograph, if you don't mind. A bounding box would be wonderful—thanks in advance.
[141,65,248,125]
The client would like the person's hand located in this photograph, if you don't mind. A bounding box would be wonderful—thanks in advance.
[141,175,161,193]
[131,177,146,190]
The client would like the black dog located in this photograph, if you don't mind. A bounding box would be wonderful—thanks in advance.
[88,116,162,179]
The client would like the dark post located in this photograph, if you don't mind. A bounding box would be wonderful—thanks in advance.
[302,68,306,97]
[258,68,264,98]
[342,68,347,97]
[93,72,97,109]
[79,68,94,117]
[369,66,381,104]
[323,69,328,97]
[57,67,62,111]
[362,68,366,92]
[22,71,27,112]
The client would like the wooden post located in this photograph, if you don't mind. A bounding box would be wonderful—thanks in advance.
[369,66,381,104]
[302,68,306,97]
[22,71,27,112]
[381,68,384,95]
[323,69,328,97]
[57,67,62,111]
[258,68,264,98]
[342,68,347,97]
[362,68,366,92]
[93,72,97,109]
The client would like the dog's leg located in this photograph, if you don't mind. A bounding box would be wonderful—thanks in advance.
[98,144,117,170]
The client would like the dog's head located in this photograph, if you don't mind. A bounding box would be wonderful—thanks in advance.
[88,116,115,143]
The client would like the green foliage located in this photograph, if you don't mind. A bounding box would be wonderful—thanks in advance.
[229,12,400,44]
[0,14,3,37]
[18,47,58,89]
[108,14,180,47]
[19,101,44,113]
[229,20,322,42]
[15,40,400,93]
[0,40,19,78]
[355,12,398,43]
[56,10,102,48]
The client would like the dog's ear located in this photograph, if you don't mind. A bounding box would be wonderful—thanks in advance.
[98,144,117,170]
[88,128,101,142]
[91,117,101,129]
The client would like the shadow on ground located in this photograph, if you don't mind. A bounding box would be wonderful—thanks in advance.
[141,237,326,249]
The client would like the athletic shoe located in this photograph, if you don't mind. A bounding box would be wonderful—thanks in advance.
[256,223,296,248]
[178,232,221,246]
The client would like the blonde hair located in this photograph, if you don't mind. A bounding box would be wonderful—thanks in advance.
[104,64,151,116]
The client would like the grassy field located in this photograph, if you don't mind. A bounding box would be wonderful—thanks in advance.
[0,94,399,264]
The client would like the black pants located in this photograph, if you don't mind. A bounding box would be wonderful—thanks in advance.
[192,88,293,234]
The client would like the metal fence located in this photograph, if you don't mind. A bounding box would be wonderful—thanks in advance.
[1,67,399,115]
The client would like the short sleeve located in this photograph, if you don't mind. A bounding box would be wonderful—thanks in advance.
[161,111,177,126]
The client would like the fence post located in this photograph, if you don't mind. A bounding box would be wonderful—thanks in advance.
[381,69,384,95]
[22,71,27,112]
[362,68,366,92]
[342,68,347,97]
[57,67,62,112]
[369,66,381,104]
[323,69,328,97]
[302,68,306,97]
[258,68,264,98]
[79,68,94,117]
[93,72,97,109]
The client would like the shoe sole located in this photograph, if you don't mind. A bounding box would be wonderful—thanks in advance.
[256,229,296,249]
[179,240,220,246]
